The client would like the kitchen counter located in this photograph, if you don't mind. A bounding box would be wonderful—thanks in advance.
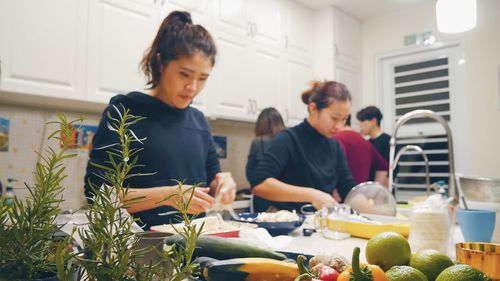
[277,215,465,262]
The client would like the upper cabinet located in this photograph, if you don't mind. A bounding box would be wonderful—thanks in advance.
[86,0,159,104]
[0,0,88,100]
[0,0,317,123]
[284,1,313,59]
[333,8,361,69]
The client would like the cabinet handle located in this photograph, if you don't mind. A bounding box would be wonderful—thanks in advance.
[285,35,289,49]
[334,43,338,56]
[252,99,258,114]
[247,99,253,114]
[252,22,257,38]
[285,109,290,122]
[246,22,252,37]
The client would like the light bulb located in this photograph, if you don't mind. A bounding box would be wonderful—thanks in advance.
[436,0,477,33]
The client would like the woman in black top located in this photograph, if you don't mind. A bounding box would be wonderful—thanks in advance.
[84,11,236,229]
[251,81,356,211]
[245,107,286,212]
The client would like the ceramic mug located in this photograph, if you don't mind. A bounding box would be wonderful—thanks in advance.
[457,208,496,242]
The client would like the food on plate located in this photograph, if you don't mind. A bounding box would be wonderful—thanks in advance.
[309,252,350,273]
[165,234,287,260]
[410,249,454,281]
[385,266,428,281]
[203,257,299,281]
[254,210,300,222]
[150,216,256,235]
[365,232,411,271]
[338,247,387,281]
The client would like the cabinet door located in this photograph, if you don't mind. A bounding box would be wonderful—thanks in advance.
[86,0,159,104]
[251,46,282,118]
[333,9,361,68]
[285,57,313,126]
[213,0,248,36]
[207,31,252,121]
[284,1,312,59]
[335,65,361,119]
[0,0,87,100]
[247,0,283,49]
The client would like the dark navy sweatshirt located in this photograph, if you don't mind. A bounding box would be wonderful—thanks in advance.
[84,92,220,229]
[249,119,356,212]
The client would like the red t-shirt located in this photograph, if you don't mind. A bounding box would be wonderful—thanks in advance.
[334,130,388,184]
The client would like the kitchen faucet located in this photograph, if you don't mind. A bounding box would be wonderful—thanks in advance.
[390,145,430,201]
[388,110,457,204]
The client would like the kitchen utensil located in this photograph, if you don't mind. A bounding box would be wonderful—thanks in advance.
[456,174,500,203]
[456,242,500,281]
[344,181,397,216]
[235,212,305,236]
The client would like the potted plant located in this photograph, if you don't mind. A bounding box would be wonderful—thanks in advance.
[0,114,81,281]
[69,105,203,281]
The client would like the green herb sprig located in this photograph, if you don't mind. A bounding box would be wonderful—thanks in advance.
[0,114,81,280]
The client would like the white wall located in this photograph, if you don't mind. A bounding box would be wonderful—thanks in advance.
[361,0,500,178]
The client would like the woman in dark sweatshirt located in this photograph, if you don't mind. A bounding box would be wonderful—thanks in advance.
[251,81,356,212]
[84,11,236,229]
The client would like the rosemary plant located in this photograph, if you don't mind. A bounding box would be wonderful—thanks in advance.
[0,114,81,280]
[158,182,205,281]
[77,104,153,281]
[77,104,205,281]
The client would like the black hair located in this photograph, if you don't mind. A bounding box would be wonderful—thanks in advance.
[140,11,217,89]
[356,106,383,126]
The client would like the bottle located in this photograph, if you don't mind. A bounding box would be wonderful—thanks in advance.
[3,178,17,207]
[434,180,448,199]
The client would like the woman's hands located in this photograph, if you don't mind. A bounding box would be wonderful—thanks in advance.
[309,189,338,210]
[176,186,215,215]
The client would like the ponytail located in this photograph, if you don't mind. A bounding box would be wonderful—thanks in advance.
[140,11,217,89]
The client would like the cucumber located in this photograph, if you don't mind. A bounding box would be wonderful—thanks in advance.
[165,235,287,261]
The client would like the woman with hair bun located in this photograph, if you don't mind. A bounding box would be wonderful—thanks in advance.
[251,81,356,211]
[84,11,236,229]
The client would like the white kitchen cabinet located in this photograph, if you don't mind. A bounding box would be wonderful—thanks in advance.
[284,1,313,60]
[332,8,361,114]
[86,0,159,104]
[0,0,88,100]
[284,56,313,126]
[333,8,361,70]
[206,31,253,121]
[251,45,282,116]
[246,0,283,49]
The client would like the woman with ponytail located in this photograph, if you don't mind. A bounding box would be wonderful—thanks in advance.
[84,11,236,229]
[250,81,356,211]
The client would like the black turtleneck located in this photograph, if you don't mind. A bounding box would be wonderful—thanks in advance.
[250,119,356,212]
[84,92,220,229]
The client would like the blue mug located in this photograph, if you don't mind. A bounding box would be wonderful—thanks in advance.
[457,208,496,242]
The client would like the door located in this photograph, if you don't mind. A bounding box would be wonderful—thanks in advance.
[0,0,87,100]
[378,43,467,202]
[86,0,159,104]
[284,1,312,59]
[247,0,283,49]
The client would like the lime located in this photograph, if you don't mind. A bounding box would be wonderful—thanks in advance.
[435,264,490,281]
[386,266,428,281]
[410,249,454,281]
[366,232,411,271]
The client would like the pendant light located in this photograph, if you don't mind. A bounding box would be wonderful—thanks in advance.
[436,0,477,33]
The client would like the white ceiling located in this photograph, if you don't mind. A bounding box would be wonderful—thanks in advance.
[295,0,433,20]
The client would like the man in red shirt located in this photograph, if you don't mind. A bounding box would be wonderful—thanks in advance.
[334,115,389,187]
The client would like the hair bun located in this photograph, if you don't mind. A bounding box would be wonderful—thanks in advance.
[166,11,193,25]
[301,81,323,105]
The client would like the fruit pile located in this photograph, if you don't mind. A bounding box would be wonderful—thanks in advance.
[363,232,491,281]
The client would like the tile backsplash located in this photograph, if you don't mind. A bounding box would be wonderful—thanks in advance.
[0,103,254,210]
